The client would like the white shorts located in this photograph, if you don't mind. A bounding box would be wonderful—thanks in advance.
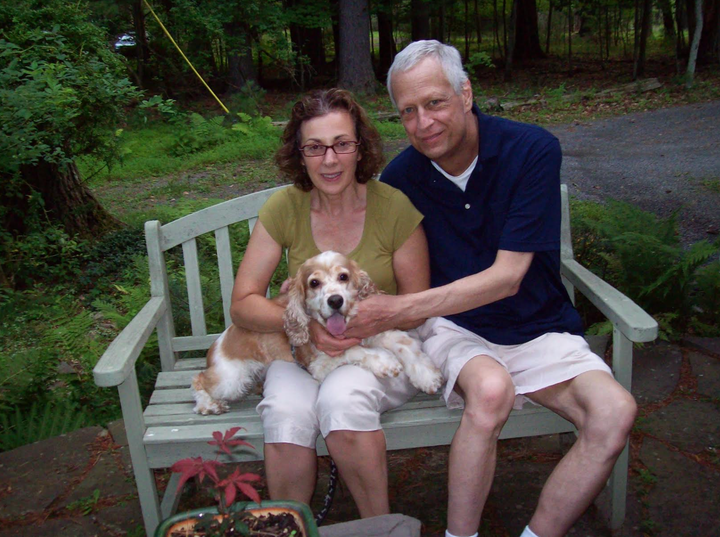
[417,317,613,410]
[256,360,419,449]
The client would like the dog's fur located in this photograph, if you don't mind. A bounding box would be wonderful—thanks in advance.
[192,251,444,415]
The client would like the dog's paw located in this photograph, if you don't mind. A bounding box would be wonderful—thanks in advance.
[192,388,230,415]
[193,399,229,415]
[366,349,403,378]
[413,367,444,394]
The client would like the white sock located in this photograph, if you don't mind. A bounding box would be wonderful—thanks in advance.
[519,526,541,537]
[445,531,478,537]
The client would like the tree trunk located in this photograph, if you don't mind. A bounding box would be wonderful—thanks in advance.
[475,0,483,47]
[505,0,518,79]
[412,0,432,40]
[635,0,653,78]
[512,0,546,59]
[225,22,257,94]
[9,161,118,238]
[660,0,677,37]
[687,0,704,86]
[697,0,718,62]
[377,8,396,80]
[338,0,376,94]
[465,0,470,60]
[546,0,554,54]
[132,0,150,89]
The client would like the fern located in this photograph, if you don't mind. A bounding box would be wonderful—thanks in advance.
[0,401,88,452]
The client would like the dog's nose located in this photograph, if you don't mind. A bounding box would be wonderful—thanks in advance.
[327,295,344,310]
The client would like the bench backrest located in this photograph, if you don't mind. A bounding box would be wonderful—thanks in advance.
[146,183,574,372]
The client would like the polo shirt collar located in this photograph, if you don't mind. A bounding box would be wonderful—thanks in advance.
[473,103,501,162]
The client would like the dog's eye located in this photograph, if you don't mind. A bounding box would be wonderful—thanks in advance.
[309,279,320,288]
[338,273,349,282]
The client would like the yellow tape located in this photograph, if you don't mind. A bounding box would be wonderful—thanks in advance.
[142,0,230,114]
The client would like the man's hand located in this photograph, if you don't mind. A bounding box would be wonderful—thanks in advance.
[309,319,361,357]
[345,294,407,339]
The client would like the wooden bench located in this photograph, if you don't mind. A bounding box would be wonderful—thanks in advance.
[93,184,658,536]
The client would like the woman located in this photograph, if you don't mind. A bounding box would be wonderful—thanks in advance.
[230,88,429,517]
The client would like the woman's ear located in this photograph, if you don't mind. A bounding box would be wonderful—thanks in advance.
[283,275,310,346]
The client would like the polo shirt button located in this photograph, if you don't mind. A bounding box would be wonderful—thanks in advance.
[464,203,471,209]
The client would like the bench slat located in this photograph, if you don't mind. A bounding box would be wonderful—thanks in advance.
[182,238,206,337]
[215,226,235,329]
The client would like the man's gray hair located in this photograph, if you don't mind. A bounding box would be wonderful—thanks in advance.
[386,40,469,110]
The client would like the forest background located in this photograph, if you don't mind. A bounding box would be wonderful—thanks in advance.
[0,0,719,453]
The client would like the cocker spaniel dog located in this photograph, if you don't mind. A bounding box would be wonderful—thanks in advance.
[192,251,444,415]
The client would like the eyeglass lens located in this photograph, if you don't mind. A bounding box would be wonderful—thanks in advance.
[301,141,358,156]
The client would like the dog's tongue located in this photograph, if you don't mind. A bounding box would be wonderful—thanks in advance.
[326,313,347,336]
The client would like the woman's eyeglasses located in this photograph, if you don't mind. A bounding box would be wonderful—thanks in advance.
[299,140,360,157]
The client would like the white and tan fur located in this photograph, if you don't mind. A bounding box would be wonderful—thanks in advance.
[192,251,443,415]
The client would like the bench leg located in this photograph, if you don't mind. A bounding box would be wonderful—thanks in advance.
[119,372,161,536]
[161,472,183,520]
[609,439,629,529]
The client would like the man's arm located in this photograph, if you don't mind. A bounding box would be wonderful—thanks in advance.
[344,250,533,339]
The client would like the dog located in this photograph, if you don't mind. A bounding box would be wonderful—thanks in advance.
[192,251,444,415]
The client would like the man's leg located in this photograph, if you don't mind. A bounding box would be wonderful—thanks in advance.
[448,355,516,536]
[525,371,637,537]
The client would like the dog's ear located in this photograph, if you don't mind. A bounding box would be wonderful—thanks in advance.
[351,261,379,300]
[283,274,310,346]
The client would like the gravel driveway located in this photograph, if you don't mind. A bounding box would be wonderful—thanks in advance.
[548,100,720,247]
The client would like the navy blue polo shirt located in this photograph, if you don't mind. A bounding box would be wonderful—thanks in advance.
[381,105,583,345]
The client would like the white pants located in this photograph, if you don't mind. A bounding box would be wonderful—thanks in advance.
[256,360,419,449]
[418,317,613,410]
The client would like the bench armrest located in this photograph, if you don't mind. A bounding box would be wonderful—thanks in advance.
[561,259,658,343]
[93,296,168,387]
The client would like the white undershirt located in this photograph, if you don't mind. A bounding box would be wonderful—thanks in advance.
[431,155,479,192]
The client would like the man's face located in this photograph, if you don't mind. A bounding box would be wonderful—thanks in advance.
[391,57,473,169]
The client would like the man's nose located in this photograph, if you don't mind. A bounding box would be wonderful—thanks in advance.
[417,108,434,130]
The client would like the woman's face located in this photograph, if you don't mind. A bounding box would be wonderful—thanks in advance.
[299,110,361,196]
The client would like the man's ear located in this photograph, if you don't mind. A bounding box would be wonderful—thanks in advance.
[462,79,474,112]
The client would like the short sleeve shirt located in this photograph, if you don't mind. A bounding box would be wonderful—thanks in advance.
[259,180,423,295]
[381,105,583,344]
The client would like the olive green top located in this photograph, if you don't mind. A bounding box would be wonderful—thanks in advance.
[259,180,424,295]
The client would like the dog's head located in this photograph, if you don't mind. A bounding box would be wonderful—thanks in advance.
[283,251,377,346]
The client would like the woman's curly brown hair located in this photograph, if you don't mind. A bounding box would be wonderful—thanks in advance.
[275,88,385,192]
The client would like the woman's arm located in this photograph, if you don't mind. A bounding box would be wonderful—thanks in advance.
[392,225,430,330]
[230,221,285,332]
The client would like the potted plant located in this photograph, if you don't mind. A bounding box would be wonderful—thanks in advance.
[156,427,320,537]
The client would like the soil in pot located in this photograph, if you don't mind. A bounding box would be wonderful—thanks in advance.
[168,509,305,536]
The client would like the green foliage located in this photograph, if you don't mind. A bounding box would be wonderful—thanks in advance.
[0,0,141,175]
[78,114,281,185]
[67,489,101,516]
[571,198,720,337]
[0,400,89,452]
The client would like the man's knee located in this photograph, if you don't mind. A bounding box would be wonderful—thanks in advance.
[459,361,515,434]
[584,387,637,454]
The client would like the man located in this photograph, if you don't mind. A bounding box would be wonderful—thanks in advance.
[344,40,637,537]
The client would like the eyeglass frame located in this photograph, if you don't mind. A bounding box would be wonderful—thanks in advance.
[298,140,361,157]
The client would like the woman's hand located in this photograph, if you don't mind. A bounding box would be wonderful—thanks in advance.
[309,319,361,357]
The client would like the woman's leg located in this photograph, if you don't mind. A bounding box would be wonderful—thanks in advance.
[317,365,418,517]
[257,361,321,505]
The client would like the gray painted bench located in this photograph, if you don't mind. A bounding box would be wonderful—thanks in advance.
[93,184,658,536]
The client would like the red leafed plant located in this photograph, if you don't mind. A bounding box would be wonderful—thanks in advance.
[171,427,262,513]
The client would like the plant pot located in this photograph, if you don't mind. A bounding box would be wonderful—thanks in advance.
[155,500,320,537]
